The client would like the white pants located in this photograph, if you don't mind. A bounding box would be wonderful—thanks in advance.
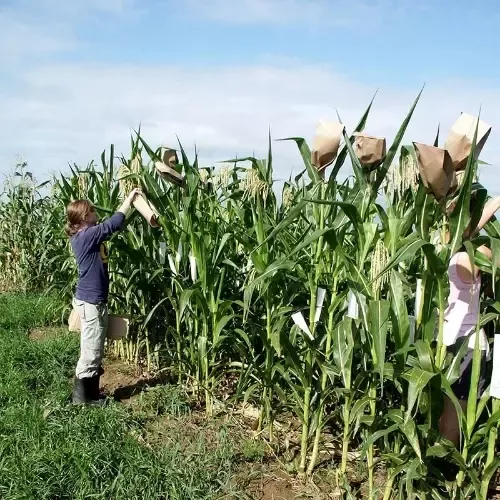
[73,298,108,379]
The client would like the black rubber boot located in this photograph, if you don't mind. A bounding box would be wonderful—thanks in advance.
[429,457,459,482]
[72,376,105,406]
[72,377,87,405]
[90,374,106,402]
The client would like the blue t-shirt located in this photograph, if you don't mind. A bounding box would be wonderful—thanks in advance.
[71,212,125,304]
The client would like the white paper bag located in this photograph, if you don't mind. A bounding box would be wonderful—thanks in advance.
[292,311,314,340]
[189,254,197,282]
[347,291,358,319]
[490,334,500,399]
[415,279,422,319]
[159,241,166,264]
[314,287,326,323]
[68,309,129,340]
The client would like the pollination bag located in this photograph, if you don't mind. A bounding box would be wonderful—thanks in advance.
[133,193,160,227]
[413,142,456,201]
[353,132,386,169]
[444,113,491,171]
[311,121,345,175]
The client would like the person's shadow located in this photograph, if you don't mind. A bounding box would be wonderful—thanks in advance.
[109,372,172,402]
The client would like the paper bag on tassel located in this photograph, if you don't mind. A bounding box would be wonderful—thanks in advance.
[444,113,491,171]
[155,148,184,186]
[155,161,184,187]
[161,147,178,168]
[133,194,160,227]
[311,121,345,175]
[413,142,457,201]
[353,132,386,169]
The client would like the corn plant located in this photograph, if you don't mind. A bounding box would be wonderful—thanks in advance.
[2,93,500,499]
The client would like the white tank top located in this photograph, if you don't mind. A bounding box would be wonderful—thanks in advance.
[443,252,489,352]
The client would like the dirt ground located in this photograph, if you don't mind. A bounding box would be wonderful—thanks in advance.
[29,326,500,500]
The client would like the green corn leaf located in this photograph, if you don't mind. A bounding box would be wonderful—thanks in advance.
[374,87,424,191]
[389,270,410,352]
[332,318,353,389]
[329,92,376,183]
[402,366,436,417]
[277,137,320,184]
[449,113,481,255]
[368,299,390,392]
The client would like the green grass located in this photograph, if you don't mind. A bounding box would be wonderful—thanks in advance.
[0,294,241,500]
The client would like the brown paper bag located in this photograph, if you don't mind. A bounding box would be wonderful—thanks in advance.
[413,142,456,201]
[444,113,491,171]
[155,148,184,186]
[353,132,386,169]
[68,309,129,340]
[161,148,178,168]
[311,121,345,174]
[68,308,81,332]
[155,161,184,186]
[107,315,130,341]
[133,194,160,227]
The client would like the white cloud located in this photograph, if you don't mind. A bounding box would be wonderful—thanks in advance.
[1,0,499,195]
[2,60,500,193]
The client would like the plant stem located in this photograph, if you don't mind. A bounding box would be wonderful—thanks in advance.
[435,279,446,368]
[308,279,337,475]
[367,385,376,499]
[173,311,182,384]
[258,297,274,438]
[480,399,500,499]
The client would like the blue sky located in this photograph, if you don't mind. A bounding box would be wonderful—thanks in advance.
[1,0,500,187]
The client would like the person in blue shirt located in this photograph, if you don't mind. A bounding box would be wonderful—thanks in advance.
[65,188,141,405]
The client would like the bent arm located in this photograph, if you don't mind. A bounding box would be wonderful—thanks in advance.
[86,188,142,245]
[473,196,500,235]
[456,245,492,283]
[85,212,126,245]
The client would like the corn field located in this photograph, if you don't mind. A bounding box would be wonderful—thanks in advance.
[1,93,500,499]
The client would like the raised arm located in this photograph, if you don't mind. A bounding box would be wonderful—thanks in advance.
[471,196,500,236]
[85,188,142,245]
[117,188,142,217]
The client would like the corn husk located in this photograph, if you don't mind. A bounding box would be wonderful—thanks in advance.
[311,121,345,174]
[353,132,386,169]
[444,113,491,171]
[413,142,457,201]
[133,194,160,227]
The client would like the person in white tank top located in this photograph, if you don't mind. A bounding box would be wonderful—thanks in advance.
[439,194,500,449]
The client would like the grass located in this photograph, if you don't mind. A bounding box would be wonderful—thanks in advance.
[0,294,242,500]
